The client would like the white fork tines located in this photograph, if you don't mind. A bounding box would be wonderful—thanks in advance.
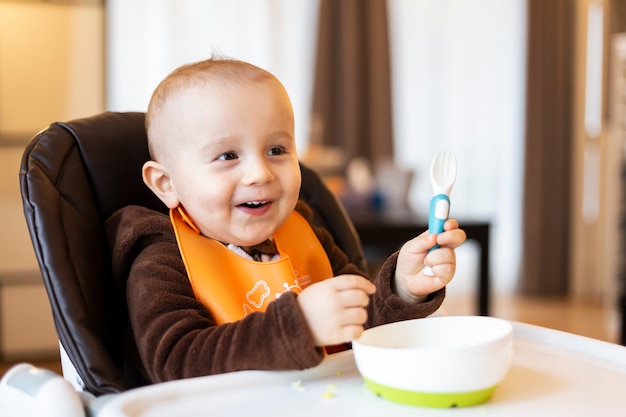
[430,150,457,196]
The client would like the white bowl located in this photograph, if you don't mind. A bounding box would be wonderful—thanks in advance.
[352,316,513,408]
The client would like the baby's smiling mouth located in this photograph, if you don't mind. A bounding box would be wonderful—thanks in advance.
[239,200,270,209]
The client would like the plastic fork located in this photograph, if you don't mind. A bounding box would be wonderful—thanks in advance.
[423,151,457,276]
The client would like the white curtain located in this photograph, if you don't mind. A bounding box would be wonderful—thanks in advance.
[107,0,527,295]
[388,0,527,294]
[106,0,320,152]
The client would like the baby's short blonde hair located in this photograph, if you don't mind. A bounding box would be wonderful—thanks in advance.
[145,56,284,161]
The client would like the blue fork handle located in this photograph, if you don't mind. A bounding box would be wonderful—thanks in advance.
[428,193,450,251]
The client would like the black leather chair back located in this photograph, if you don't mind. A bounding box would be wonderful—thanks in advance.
[19,112,365,395]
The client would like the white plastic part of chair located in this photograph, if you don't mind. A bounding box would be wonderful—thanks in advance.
[60,341,85,392]
[0,362,85,417]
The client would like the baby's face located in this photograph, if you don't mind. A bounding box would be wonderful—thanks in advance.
[162,79,301,247]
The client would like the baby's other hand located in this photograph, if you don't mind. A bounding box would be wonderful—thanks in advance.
[394,218,466,302]
[297,274,375,347]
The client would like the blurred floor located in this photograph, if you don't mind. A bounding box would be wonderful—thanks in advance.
[441,291,618,344]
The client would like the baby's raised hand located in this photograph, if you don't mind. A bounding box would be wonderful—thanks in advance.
[297,274,376,347]
[394,219,466,302]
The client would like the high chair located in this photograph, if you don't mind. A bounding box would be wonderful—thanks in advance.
[1,112,366,416]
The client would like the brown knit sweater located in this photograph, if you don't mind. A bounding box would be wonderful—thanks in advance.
[106,202,445,384]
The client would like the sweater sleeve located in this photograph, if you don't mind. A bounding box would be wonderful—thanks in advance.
[297,202,445,328]
[106,205,324,383]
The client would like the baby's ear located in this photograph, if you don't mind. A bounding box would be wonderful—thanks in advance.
[142,160,180,209]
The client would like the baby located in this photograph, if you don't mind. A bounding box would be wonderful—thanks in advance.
[106,56,466,384]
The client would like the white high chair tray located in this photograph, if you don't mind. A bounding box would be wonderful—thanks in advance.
[98,322,626,416]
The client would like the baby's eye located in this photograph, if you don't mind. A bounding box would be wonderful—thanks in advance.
[217,151,238,161]
[267,146,286,156]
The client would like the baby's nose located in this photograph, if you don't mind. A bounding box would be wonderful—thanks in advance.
[242,158,274,185]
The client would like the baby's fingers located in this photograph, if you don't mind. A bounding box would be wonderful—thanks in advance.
[436,227,466,249]
[443,218,460,230]
[334,287,371,309]
[331,274,376,295]
[402,232,438,256]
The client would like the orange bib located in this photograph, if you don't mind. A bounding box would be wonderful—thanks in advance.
[170,208,333,324]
